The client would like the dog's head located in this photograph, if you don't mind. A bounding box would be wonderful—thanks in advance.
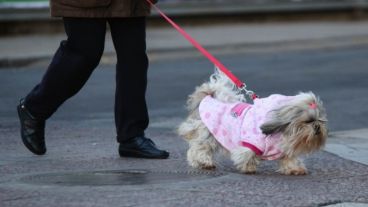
[260,92,328,157]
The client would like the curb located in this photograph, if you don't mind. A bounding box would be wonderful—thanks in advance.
[326,128,368,166]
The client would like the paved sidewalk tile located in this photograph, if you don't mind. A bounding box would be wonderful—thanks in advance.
[1,120,368,206]
[326,128,368,166]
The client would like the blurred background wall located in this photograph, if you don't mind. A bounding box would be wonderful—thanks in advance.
[1,0,368,36]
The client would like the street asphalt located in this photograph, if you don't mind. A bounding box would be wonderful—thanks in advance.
[1,20,368,206]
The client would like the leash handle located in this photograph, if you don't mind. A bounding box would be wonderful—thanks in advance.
[146,0,257,99]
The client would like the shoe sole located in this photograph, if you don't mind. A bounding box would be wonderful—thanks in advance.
[119,149,169,159]
[17,105,46,155]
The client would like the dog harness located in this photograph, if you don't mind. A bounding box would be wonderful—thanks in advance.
[199,94,293,160]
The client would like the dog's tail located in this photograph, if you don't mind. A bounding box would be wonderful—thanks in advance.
[186,68,246,113]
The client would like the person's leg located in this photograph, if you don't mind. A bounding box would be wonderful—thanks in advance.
[18,18,106,155]
[109,17,149,142]
[24,18,107,119]
[109,17,168,158]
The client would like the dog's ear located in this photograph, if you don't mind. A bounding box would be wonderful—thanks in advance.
[260,120,289,135]
[260,104,300,135]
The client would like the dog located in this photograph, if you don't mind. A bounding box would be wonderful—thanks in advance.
[178,70,328,175]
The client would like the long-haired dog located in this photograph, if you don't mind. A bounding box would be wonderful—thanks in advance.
[178,70,328,175]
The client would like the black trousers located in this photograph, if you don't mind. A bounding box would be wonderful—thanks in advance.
[24,17,149,143]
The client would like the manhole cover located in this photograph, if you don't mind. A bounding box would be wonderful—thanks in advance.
[20,169,225,186]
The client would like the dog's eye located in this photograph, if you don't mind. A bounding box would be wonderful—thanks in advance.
[306,119,315,123]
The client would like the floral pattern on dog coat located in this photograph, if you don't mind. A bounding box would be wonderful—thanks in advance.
[199,94,293,160]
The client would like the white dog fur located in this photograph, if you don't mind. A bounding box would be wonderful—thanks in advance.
[178,70,328,175]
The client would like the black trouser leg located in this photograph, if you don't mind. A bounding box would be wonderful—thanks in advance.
[109,17,149,142]
[24,18,106,120]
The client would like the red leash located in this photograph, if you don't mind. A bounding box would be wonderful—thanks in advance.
[146,0,257,100]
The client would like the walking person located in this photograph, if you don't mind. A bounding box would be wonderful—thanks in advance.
[17,0,169,159]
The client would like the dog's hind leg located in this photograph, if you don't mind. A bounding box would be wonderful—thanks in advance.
[231,147,259,174]
[187,135,217,170]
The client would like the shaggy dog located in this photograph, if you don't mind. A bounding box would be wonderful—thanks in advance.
[178,70,328,175]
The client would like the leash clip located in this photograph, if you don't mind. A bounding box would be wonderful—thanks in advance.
[239,83,258,100]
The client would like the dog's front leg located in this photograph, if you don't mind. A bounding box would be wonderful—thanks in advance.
[231,147,258,174]
[277,156,307,175]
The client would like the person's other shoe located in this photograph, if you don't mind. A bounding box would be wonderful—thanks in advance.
[119,136,169,159]
[17,99,46,155]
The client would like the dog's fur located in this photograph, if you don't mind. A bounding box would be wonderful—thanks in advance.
[178,71,328,175]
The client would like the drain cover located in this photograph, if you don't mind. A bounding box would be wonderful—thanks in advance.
[21,169,225,186]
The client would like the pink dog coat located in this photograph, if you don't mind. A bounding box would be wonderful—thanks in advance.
[199,94,293,160]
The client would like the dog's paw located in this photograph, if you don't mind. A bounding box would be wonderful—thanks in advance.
[279,167,307,175]
[189,161,216,170]
[238,168,257,174]
[244,170,256,174]
[199,164,216,170]
[238,164,257,174]
[278,158,308,175]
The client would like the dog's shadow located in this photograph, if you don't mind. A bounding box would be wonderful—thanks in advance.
[211,151,344,177]
[211,153,278,176]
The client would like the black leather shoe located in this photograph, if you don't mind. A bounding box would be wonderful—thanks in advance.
[119,136,169,159]
[17,99,46,155]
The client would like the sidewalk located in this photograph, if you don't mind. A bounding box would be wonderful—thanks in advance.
[327,128,368,166]
[1,118,367,206]
[2,20,368,67]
